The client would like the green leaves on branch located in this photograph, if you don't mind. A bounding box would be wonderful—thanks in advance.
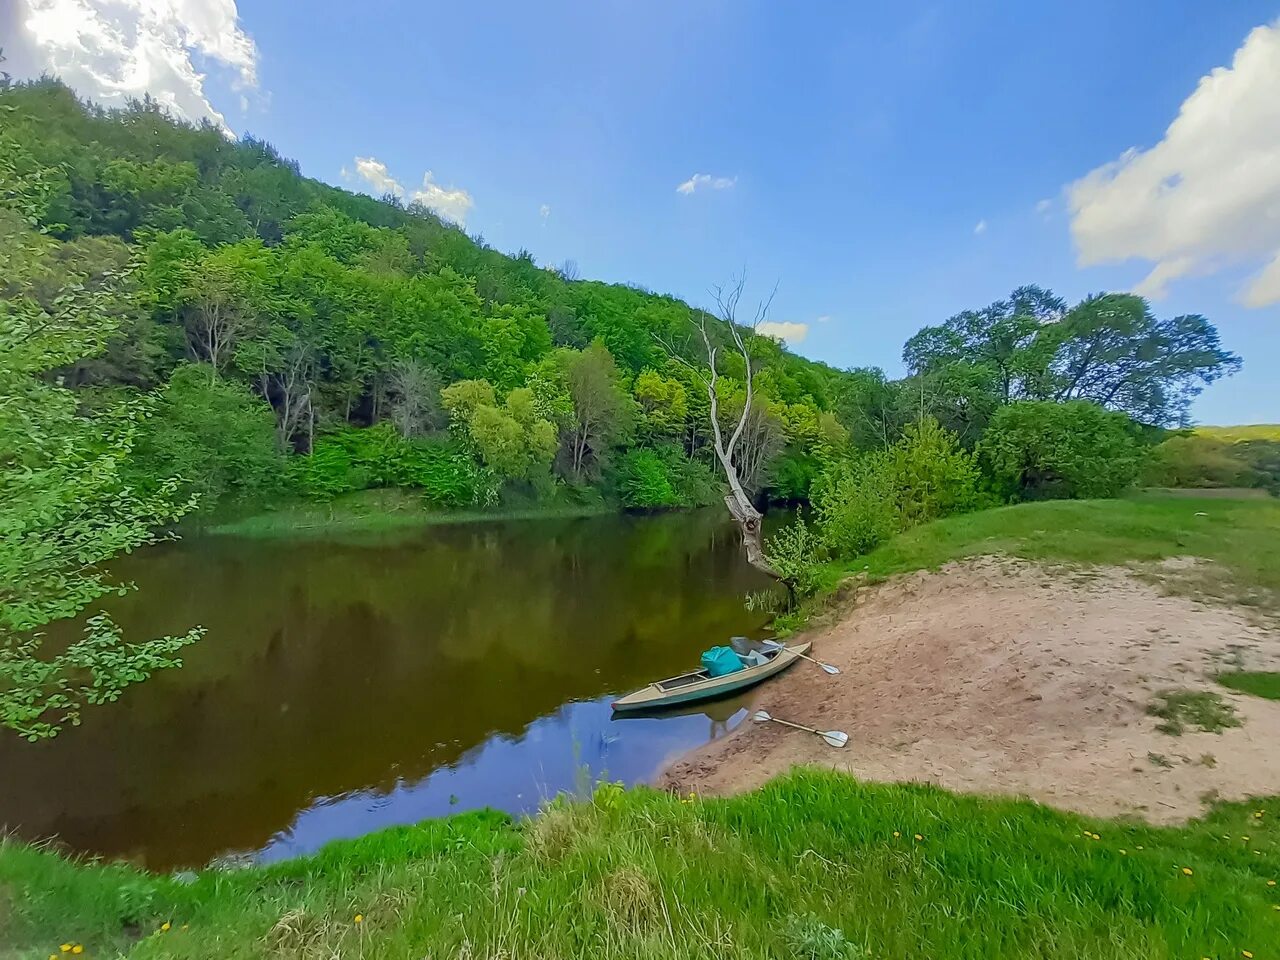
[978,400,1143,500]
[0,225,201,739]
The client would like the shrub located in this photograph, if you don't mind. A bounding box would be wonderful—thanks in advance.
[614,448,678,508]
[1142,434,1279,495]
[979,400,1142,500]
[814,418,984,558]
[613,445,722,509]
[764,516,824,598]
[890,417,984,524]
[813,452,899,558]
[290,424,485,506]
[129,362,282,507]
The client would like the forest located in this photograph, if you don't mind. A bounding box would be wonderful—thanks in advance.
[0,76,1270,738]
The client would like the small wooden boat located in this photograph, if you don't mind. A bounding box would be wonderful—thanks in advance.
[611,641,811,712]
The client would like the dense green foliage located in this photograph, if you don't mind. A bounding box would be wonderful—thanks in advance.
[4,768,1280,959]
[1143,430,1280,494]
[0,210,202,740]
[978,400,1144,500]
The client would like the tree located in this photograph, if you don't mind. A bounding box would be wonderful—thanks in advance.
[658,277,781,581]
[387,359,445,439]
[903,285,1065,402]
[0,223,202,739]
[1047,294,1240,426]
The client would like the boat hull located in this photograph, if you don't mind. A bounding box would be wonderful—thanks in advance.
[611,641,811,712]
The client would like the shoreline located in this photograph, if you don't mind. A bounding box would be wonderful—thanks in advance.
[659,555,1280,824]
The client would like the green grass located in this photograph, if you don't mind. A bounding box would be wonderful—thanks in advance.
[1147,690,1242,735]
[1197,424,1280,442]
[811,493,1280,615]
[204,488,619,538]
[4,770,1280,959]
[1218,672,1280,701]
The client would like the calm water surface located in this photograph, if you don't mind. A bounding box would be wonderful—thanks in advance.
[0,510,777,869]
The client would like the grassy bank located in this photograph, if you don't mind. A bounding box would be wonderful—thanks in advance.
[812,492,1280,614]
[4,769,1280,959]
[202,488,620,538]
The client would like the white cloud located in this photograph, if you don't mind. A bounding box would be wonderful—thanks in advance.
[1067,19,1280,307]
[345,157,474,226]
[539,204,551,219]
[411,172,473,226]
[756,321,809,345]
[1035,198,1053,216]
[815,314,833,324]
[676,173,737,195]
[350,156,404,198]
[973,219,988,235]
[9,0,258,133]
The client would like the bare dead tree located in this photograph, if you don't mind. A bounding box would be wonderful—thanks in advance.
[657,276,781,580]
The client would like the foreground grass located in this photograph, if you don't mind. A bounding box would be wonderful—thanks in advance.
[817,492,1280,614]
[4,769,1280,959]
[205,488,617,538]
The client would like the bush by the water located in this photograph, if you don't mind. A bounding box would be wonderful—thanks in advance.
[978,400,1142,500]
[612,444,720,509]
[290,424,487,506]
[128,362,284,507]
[813,417,984,559]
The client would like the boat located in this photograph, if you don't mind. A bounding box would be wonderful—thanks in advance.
[611,640,811,712]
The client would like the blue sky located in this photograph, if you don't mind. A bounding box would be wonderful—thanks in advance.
[9,1,1278,423]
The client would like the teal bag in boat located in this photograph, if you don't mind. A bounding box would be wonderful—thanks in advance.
[700,645,744,677]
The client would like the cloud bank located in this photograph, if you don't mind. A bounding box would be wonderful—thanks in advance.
[756,321,809,345]
[1068,19,1280,307]
[6,0,257,132]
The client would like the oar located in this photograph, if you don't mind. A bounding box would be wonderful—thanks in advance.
[751,710,849,748]
[761,639,840,675]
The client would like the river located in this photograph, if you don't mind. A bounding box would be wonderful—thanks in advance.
[0,510,778,870]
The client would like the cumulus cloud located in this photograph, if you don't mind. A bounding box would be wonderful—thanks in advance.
[816,314,833,324]
[411,172,473,226]
[1067,19,1280,307]
[344,157,474,226]
[539,204,551,219]
[7,0,258,132]
[973,219,988,235]
[349,157,404,198]
[676,173,737,195]
[756,321,809,345]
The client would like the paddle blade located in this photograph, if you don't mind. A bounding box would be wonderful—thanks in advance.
[751,710,772,723]
[821,730,850,748]
[820,662,841,675]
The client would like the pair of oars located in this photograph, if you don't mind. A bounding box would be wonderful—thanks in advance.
[760,638,840,675]
[751,710,849,748]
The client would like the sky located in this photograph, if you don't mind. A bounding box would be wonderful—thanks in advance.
[4,0,1278,424]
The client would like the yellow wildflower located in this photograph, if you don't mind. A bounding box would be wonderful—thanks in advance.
[1268,880,1277,887]
[914,834,924,841]
[1119,849,1127,855]
[893,831,900,838]
[354,914,364,924]
[1182,867,1194,876]
[1243,952,1253,959]
[1242,836,1250,842]
[160,922,170,932]
[72,948,83,956]
[1136,845,1144,850]
[60,948,71,955]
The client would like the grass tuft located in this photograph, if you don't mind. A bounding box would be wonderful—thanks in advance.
[1147,690,1242,735]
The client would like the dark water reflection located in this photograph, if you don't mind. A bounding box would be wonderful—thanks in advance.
[0,510,776,869]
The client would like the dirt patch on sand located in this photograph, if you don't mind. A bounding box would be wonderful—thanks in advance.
[661,558,1280,822]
